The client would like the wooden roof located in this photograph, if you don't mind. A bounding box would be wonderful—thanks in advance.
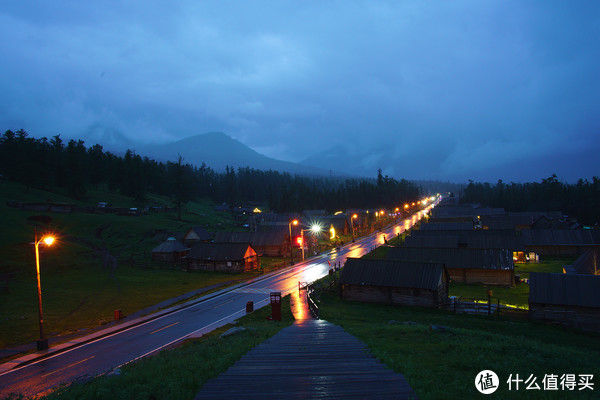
[529,273,600,308]
[386,247,513,270]
[406,230,522,250]
[521,229,600,246]
[152,237,189,253]
[341,258,446,290]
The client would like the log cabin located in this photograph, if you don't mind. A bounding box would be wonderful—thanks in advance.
[340,258,449,308]
[386,246,514,286]
[529,272,600,332]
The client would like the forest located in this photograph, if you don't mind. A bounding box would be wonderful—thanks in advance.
[0,129,421,212]
[461,176,600,226]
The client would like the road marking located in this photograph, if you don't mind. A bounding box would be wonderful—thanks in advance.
[0,212,429,381]
[40,355,95,378]
[150,321,180,335]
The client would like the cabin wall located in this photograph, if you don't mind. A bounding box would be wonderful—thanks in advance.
[448,268,513,286]
[529,303,600,333]
[341,284,440,308]
[152,251,188,263]
[187,259,246,273]
[255,244,286,257]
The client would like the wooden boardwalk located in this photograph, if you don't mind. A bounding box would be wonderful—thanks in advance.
[195,319,416,399]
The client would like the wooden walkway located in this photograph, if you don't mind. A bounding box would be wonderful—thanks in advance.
[195,319,416,399]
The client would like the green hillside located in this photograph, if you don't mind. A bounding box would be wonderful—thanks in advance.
[0,180,244,348]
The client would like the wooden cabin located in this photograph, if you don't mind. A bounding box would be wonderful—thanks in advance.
[386,247,514,286]
[520,229,600,257]
[529,273,600,332]
[151,237,190,263]
[186,243,258,273]
[214,229,289,257]
[340,258,449,308]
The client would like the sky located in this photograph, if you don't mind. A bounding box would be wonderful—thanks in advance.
[1,1,598,182]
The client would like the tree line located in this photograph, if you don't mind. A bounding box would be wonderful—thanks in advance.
[461,175,600,226]
[0,129,421,213]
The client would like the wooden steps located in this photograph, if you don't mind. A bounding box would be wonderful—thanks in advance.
[195,319,416,399]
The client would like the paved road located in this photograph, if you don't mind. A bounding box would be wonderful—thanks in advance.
[0,205,434,397]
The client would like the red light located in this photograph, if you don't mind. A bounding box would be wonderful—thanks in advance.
[296,236,303,246]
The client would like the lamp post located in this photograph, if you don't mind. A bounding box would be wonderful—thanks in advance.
[33,231,55,350]
[288,219,298,265]
[351,214,358,239]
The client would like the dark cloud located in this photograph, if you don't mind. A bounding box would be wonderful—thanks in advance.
[1,1,598,181]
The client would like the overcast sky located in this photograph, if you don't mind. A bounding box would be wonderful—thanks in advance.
[1,1,598,182]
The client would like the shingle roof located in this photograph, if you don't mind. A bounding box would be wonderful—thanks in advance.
[188,243,252,261]
[386,247,513,270]
[480,214,537,230]
[529,273,600,308]
[406,230,522,250]
[340,258,446,290]
[152,237,189,253]
[521,229,600,246]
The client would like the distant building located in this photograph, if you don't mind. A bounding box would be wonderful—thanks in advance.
[151,237,190,263]
[183,226,212,245]
[186,243,258,273]
[340,258,449,307]
[420,222,475,231]
[529,273,600,332]
[386,247,514,286]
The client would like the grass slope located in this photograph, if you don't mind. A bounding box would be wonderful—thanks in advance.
[0,180,245,347]
[316,278,600,399]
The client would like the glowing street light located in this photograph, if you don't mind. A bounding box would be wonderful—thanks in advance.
[310,222,323,235]
[288,219,299,264]
[404,204,409,209]
[34,232,56,350]
[351,214,358,238]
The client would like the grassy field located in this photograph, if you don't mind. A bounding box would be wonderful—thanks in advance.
[38,296,294,400]
[314,275,600,399]
[0,180,250,347]
[449,258,572,309]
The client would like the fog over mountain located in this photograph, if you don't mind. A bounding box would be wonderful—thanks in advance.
[1,2,599,182]
[134,132,328,176]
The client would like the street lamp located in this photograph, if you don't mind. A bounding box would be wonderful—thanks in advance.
[34,232,56,350]
[351,214,358,238]
[288,219,299,265]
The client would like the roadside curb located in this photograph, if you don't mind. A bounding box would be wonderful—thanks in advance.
[0,264,303,376]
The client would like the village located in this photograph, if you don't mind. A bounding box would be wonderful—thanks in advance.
[336,195,599,332]
[150,201,426,273]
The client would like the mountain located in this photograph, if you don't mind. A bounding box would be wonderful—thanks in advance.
[136,132,328,175]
